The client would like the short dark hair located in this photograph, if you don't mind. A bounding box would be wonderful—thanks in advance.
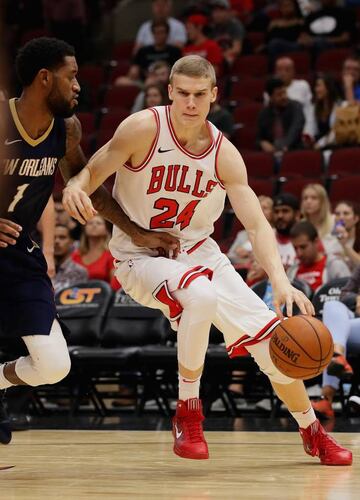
[266,77,285,96]
[16,37,75,87]
[290,220,318,241]
[151,20,170,33]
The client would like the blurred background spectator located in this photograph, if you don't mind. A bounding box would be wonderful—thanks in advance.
[257,77,305,153]
[332,200,360,270]
[287,220,350,291]
[72,215,114,285]
[131,60,171,113]
[208,0,246,66]
[53,224,88,293]
[312,73,340,150]
[134,0,187,53]
[272,192,300,269]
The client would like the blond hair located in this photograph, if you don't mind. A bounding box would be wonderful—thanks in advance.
[169,55,216,88]
[301,183,333,238]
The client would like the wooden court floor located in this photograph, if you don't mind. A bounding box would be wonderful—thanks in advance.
[0,430,359,499]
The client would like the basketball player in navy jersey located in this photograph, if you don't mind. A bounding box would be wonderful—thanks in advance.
[0,37,179,444]
[64,55,352,465]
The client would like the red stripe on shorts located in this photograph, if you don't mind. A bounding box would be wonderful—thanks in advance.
[227,317,280,358]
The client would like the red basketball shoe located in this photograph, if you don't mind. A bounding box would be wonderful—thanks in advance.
[299,419,352,465]
[172,398,209,460]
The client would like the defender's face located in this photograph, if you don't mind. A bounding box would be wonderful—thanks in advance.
[292,234,318,266]
[168,74,217,126]
[47,56,80,118]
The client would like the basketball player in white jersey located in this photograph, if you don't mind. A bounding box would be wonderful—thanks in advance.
[63,56,352,465]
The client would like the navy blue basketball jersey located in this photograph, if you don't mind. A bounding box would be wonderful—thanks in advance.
[0,98,66,232]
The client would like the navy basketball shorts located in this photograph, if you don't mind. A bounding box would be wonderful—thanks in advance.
[0,234,57,338]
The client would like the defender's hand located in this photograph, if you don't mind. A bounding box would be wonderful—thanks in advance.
[62,186,97,224]
[0,218,22,248]
[272,281,315,319]
[131,227,180,259]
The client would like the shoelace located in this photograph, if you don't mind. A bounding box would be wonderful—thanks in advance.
[186,418,204,442]
[319,430,342,454]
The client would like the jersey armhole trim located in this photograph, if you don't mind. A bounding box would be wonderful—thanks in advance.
[214,132,225,190]
[123,107,160,172]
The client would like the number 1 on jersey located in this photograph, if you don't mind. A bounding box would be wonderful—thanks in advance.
[8,183,30,212]
[150,198,200,231]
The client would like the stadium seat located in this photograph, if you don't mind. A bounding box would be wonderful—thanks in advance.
[55,280,113,346]
[233,102,262,128]
[248,177,275,197]
[78,64,105,106]
[312,277,350,318]
[100,109,130,131]
[233,125,258,151]
[231,54,268,78]
[103,85,140,110]
[280,51,311,75]
[241,151,275,178]
[279,150,324,179]
[328,176,360,203]
[327,148,360,177]
[278,177,319,199]
[109,61,132,83]
[111,41,135,60]
[230,78,265,102]
[315,48,351,74]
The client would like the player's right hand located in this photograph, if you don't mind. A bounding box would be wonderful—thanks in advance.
[62,186,97,225]
[131,227,180,259]
[0,218,22,248]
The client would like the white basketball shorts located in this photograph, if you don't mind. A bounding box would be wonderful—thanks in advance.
[114,238,279,357]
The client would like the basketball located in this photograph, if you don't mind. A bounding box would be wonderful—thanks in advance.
[269,316,334,380]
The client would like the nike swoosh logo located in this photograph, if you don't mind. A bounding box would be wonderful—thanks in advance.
[175,424,182,439]
[158,147,174,153]
[27,242,39,253]
[4,139,22,146]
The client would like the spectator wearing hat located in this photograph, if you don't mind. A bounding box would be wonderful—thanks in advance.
[257,77,305,153]
[183,14,224,74]
[134,0,187,53]
[273,192,300,270]
[287,221,350,292]
[208,0,246,65]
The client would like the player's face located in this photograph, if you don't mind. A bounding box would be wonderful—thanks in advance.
[273,205,297,234]
[335,202,358,230]
[47,56,80,118]
[85,215,108,238]
[54,226,73,257]
[168,74,217,126]
[292,234,318,265]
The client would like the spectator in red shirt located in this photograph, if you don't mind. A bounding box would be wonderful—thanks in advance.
[287,220,350,291]
[183,14,223,75]
[72,215,115,285]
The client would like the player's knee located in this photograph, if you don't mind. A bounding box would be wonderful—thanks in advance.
[248,339,295,385]
[187,277,218,315]
[34,349,71,384]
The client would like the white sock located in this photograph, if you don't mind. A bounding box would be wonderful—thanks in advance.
[179,374,201,401]
[290,406,317,429]
[0,364,15,390]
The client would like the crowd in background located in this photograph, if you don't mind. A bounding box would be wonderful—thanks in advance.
[3,0,360,416]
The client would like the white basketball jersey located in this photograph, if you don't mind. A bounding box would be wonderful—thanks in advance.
[109,105,226,261]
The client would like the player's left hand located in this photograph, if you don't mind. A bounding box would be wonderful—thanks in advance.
[0,218,22,248]
[272,280,315,319]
